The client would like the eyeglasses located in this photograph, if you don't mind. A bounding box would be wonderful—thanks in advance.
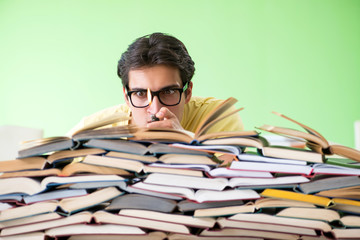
[126,82,189,108]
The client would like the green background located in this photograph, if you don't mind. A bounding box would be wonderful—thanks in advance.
[1,0,359,147]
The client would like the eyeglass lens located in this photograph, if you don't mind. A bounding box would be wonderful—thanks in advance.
[130,89,181,107]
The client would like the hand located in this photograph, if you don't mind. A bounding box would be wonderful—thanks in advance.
[146,107,184,130]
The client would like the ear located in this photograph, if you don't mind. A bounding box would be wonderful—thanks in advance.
[184,81,193,104]
[123,87,131,107]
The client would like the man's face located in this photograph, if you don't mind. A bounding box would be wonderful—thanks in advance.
[124,65,192,127]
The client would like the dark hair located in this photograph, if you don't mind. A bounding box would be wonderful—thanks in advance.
[117,33,195,88]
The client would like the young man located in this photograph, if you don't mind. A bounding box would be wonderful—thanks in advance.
[68,33,243,135]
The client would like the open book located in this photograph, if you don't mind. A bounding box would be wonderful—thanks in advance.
[18,126,137,159]
[258,111,360,162]
[18,112,134,158]
[130,97,254,144]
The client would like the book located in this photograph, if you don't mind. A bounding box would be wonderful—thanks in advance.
[130,182,260,203]
[200,135,267,149]
[276,207,341,222]
[0,232,46,240]
[66,111,131,137]
[60,162,132,177]
[231,161,360,176]
[0,168,62,179]
[260,189,334,207]
[68,179,127,190]
[260,145,324,163]
[0,162,131,179]
[311,163,360,176]
[297,175,360,194]
[142,173,227,190]
[90,210,191,234]
[146,163,212,172]
[0,212,62,229]
[338,215,360,228]
[199,227,301,239]
[18,112,132,158]
[57,186,123,214]
[121,184,183,200]
[22,188,88,204]
[258,111,360,162]
[67,231,167,240]
[230,160,314,175]
[106,151,215,164]
[236,152,308,165]
[82,154,145,173]
[316,186,360,200]
[143,163,206,177]
[0,201,60,222]
[46,148,106,164]
[326,157,360,169]
[0,187,122,222]
[331,229,360,240]
[177,199,244,212]
[206,167,273,178]
[17,136,76,158]
[105,193,177,213]
[70,124,136,141]
[105,151,158,163]
[230,175,310,189]
[168,233,264,240]
[331,198,360,214]
[217,213,332,236]
[0,211,94,236]
[0,157,47,172]
[0,175,125,196]
[193,198,316,217]
[119,209,216,228]
[263,134,307,148]
[45,224,145,237]
[171,142,244,156]
[157,153,216,165]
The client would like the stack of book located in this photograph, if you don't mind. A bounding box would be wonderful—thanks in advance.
[1,99,360,240]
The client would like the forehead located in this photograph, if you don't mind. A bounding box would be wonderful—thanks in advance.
[128,65,182,90]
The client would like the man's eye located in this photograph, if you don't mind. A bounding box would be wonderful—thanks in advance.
[134,91,147,97]
[162,89,176,95]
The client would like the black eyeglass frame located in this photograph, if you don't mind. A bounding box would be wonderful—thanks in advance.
[126,82,189,108]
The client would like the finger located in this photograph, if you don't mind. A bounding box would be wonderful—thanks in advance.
[157,107,176,120]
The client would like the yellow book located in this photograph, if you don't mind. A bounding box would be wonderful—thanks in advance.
[260,189,334,207]
[333,198,360,206]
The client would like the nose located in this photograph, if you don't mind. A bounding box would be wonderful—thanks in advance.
[147,95,162,114]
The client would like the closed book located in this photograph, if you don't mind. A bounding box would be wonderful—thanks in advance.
[260,189,334,207]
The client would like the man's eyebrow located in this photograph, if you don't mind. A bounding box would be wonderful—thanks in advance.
[158,84,181,90]
[129,87,147,91]
[130,84,181,91]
